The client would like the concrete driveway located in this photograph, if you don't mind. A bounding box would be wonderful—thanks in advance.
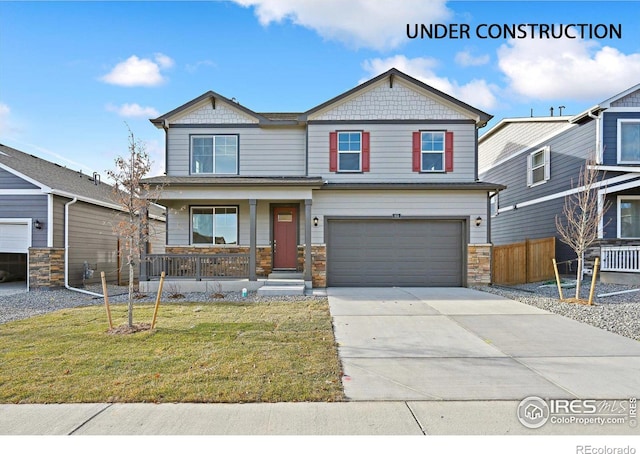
[328,287,640,401]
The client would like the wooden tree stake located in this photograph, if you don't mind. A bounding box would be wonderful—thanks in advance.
[588,257,600,306]
[552,258,564,301]
[151,271,166,329]
[101,271,113,329]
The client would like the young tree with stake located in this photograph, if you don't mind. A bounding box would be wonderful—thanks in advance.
[555,157,610,300]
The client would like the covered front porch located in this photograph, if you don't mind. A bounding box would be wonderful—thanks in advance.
[139,177,325,291]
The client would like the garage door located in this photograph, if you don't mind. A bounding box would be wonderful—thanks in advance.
[327,219,464,287]
[0,222,30,253]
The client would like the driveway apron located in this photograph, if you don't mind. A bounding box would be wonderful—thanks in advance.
[328,287,640,401]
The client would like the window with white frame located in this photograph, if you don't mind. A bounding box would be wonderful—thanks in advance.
[490,192,499,217]
[421,131,445,172]
[527,146,550,187]
[618,120,640,163]
[191,206,238,245]
[191,135,238,174]
[337,132,362,172]
[619,197,640,238]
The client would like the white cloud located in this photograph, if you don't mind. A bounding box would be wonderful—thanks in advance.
[498,37,640,100]
[361,55,498,110]
[185,59,216,73]
[101,54,174,87]
[455,50,490,67]
[106,103,159,118]
[233,0,451,51]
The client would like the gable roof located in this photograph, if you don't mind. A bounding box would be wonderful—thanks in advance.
[571,82,640,123]
[301,68,493,126]
[151,68,493,128]
[478,117,574,173]
[0,143,164,218]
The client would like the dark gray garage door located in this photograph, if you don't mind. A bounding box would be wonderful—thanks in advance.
[327,219,464,287]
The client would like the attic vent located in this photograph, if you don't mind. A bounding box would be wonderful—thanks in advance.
[92,172,101,185]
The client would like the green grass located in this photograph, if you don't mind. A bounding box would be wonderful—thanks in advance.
[0,300,344,403]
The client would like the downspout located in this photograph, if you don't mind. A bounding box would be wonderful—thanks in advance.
[65,197,103,297]
[587,109,602,164]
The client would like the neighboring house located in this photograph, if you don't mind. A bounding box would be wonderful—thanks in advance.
[479,83,640,284]
[141,68,504,291]
[0,144,165,291]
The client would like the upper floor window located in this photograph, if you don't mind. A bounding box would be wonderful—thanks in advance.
[191,135,238,175]
[412,130,454,173]
[338,132,362,172]
[329,131,370,173]
[527,146,550,187]
[618,120,640,163]
[490,192,499,217]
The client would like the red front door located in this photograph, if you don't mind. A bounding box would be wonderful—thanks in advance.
[273,206,298,269]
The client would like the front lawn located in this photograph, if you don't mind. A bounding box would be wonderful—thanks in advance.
[0,300,344,403]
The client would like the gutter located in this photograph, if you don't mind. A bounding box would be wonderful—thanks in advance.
[64,197,103,297]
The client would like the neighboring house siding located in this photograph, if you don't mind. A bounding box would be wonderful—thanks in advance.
[307,122,477,183]
[0,167,39,189]
[67,200,120,286]
[482,120,595,209]
[0,194,48,247]
[52,195,67,249]
[311,189,488,245]
[602,111,640,166]
[166,127,306,176]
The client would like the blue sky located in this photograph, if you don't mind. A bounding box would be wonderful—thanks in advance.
[1,0,640,179]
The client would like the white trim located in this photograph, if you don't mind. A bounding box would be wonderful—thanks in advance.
[617,195,640,239]
[598,177,640,196]
[47,193,53,248]
[0,189,44,195]
[617,119,640,164]
[590,165,640,173]
[0,162,51,191]
[606,107,640,113]
[478,123,574,175]
[50,189,123,212]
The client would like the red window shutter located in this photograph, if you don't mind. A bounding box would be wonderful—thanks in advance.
[445,131,454,172]
[329,132,337,172]
[362,131,370,172]
[412,131,421,172]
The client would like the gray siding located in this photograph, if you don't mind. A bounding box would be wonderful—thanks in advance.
[0,167,39,189]
[0,194,48,247]
[307,122,478,182]
[311,189,488,245]
[602,111,640,166]
[53,195,67,248]
[166,126,306,177]
[481,120,595,209]
[67,201,121,286]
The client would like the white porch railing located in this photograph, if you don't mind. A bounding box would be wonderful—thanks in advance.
[601,246,640,272]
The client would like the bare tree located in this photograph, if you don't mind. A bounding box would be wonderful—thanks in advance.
[555,157,610,299]
[107,128,160,327]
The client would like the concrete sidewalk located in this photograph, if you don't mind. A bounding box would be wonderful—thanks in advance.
[1,401,637,435]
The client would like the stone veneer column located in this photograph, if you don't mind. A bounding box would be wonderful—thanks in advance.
[29,248,66,289]
[467,244,492,285]
[311,245,327,288]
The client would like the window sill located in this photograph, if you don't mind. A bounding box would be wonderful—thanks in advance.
[528,180,548,188]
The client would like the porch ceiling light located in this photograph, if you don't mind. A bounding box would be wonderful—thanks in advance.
[475,216,482,227]
[313,216,319,227]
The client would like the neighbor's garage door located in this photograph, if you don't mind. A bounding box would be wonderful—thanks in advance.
[327,219,464,287]
[0,222,29,253]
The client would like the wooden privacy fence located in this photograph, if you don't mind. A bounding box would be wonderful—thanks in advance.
[492,237,556,285]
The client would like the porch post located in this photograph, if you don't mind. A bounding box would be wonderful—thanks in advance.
[249,199,257,281]
[304,199,312,283]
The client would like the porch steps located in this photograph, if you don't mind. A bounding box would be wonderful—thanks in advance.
[257,272,305,296]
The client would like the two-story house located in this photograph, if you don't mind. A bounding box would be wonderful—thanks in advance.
[479,83,640,284]
[140,68,504,292]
